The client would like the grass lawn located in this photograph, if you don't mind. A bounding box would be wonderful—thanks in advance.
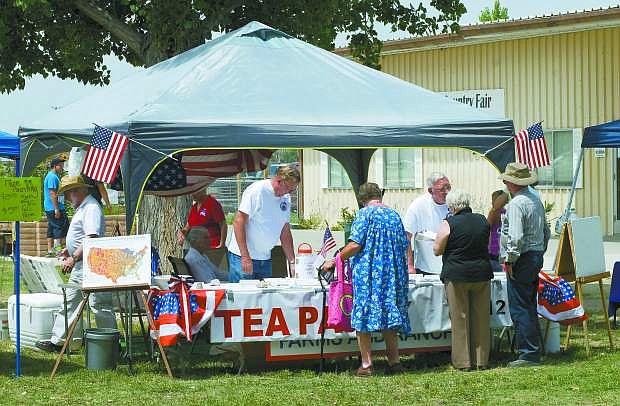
[1,257,619,405]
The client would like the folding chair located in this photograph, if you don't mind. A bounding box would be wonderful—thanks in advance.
[167,256,191,277]
[608,262,620,328]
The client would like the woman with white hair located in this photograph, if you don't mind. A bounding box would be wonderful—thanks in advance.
[433,188,493,371]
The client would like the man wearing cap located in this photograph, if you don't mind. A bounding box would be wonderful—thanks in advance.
[499,162,550,367]
[36,175,117,353]
[43,156,69,255]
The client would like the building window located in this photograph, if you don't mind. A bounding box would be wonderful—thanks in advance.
[536,129,582,188]
[383,149,417,188]
[328,156,351,188]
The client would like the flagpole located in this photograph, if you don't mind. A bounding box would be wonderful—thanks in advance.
[92,124,178,162]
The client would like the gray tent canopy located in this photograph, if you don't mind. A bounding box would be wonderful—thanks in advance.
[19,21,515,233]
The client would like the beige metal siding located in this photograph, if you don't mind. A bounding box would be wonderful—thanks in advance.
[380,26,620,234]
[303,26,620,233]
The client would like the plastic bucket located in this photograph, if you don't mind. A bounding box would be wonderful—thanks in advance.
[539,318,561,354]
[84,328,120,371]
[0,309,8,341]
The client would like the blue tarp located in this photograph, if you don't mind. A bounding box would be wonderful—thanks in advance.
[0,130,19,158]
[582,119,620,148]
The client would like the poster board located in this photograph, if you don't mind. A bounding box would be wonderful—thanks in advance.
[0,177,42,221]
[554,217,606,281]
[82,234,151,289]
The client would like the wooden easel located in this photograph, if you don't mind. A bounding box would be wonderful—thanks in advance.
[554,220,614,355]
[51,284,173,378]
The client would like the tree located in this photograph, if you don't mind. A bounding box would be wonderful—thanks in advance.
[479,0,509,23]
[1,0,466,269]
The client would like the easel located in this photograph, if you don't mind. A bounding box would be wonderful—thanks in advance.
[51,284,173,379]
[554,220,614,355]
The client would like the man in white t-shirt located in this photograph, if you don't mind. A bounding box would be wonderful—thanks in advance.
[227,166,299,282]
[404,172,451,275]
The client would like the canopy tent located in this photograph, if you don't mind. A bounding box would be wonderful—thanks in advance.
[0,130,22,376]
[562,119,620,221]
[19,21,516,233]
[0,130,19,158]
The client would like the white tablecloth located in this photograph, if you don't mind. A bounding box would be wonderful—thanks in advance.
[209,273,511,343]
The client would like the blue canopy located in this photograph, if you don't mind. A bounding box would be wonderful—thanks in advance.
[582,119,620,148]
[0,130,19,158]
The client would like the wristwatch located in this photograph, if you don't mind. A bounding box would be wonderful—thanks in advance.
[72,254,80,263]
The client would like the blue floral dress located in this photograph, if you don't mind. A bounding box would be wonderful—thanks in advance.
[349,204,411,333]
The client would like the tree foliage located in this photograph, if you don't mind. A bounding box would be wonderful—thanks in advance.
[479,0,509,23]
[1,0,466,92]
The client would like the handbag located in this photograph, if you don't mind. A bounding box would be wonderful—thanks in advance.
[327,253,354,332]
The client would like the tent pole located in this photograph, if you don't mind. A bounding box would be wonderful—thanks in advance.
[563,147,585,220]
[14,158,21,378]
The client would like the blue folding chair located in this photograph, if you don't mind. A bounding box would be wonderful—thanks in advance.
[608,262,620,328]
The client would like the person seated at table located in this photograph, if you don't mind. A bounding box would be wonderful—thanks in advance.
[184,227,228,283]
[321,182,409,377]
[433,188,493,371]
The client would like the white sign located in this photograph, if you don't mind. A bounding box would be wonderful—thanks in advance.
[210,277,510,342]
[437,88,505,117]
[82,234,151,289]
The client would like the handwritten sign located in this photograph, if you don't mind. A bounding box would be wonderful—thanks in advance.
[0,177,42,221]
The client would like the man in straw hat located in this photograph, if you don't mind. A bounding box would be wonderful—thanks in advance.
[36,176,117,353]
[499,162,550,367]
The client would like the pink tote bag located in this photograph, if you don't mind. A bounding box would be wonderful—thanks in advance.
[327,253,354,332]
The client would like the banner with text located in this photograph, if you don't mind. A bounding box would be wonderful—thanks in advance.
[210,278,510,342]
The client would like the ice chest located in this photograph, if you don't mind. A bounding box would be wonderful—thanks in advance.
[8,293,63,349]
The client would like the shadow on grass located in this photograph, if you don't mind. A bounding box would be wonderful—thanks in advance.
[0,345,83,377]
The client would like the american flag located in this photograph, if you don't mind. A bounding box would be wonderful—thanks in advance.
[148,284,225,347]
[537,271,587,325]
[82,125,129,184]
[145,149,273,197]
[319,226,337,257]
[515,122,551,169]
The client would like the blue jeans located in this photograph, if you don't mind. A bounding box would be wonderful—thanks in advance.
[227,252,272,283]
[507,250,544,362]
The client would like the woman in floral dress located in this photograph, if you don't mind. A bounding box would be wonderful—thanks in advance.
[322,182,410,376]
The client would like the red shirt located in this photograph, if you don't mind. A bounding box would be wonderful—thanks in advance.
[187,195,225,249]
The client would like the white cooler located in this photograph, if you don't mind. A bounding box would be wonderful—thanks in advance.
[8,293,63,349]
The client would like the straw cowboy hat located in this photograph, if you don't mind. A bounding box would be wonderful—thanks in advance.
[500,162,538,186]
[58,175,94,194]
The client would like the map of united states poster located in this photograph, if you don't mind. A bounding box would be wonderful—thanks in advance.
[82,234,151,289]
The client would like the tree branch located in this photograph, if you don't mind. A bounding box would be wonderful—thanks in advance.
[71,0,146,62]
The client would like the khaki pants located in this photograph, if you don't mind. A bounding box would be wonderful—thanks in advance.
[445,280,491,369]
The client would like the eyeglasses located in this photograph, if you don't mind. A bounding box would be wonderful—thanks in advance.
[432,184,451,193]
[280,179,298,193]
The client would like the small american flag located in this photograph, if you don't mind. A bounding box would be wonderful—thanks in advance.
[319,226,337,257]
[82,125,129,183]
[515,122,551,169]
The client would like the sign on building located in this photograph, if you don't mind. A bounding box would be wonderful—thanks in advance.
[437,89,505,117]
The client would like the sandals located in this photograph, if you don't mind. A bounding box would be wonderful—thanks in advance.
[355,365,373,377]
[384,363,405,375]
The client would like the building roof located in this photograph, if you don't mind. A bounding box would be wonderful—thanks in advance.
[334,6,620,56]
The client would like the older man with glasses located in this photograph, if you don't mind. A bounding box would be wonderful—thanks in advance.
[226,166,299,282]
[404,171,451,275]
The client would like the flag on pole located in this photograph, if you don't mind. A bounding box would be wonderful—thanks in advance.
[319,226,337,257]
[82,125,129,183]
[514,122,551,169]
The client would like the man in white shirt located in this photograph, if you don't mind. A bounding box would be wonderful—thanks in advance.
[36,175,116,353]
[227,166,299,282]
[404,172,451,275]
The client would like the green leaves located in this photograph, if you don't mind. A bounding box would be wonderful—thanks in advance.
[0,0,465,91]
